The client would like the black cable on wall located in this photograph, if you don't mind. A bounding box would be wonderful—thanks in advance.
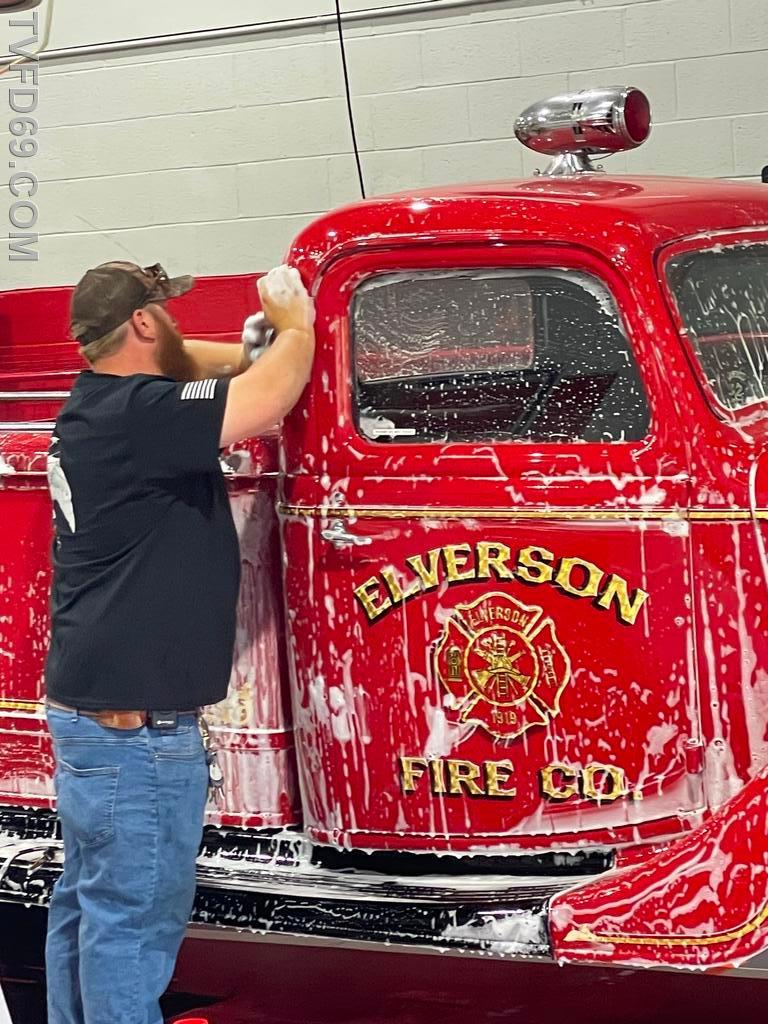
[335,0,367,199]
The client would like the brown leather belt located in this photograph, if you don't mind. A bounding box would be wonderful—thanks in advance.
[46,699,197,731]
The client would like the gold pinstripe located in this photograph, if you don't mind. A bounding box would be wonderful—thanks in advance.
[278,504,768,523]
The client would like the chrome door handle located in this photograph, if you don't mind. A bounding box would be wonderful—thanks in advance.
[321,519,373,549]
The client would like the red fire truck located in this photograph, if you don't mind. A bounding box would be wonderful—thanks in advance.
[1,87,768,979]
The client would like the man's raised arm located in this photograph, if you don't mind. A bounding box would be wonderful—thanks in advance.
[183,340,251,379]
[220,266,315,447]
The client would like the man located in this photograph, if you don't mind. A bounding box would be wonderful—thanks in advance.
[43,260,315,1024]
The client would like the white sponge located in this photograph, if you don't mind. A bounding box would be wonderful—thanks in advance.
[263,265,301,303]
[241,312,274,362]
[258,265,315,325]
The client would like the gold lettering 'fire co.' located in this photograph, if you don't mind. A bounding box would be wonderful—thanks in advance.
[399,757,636,803]
[353,543,649,627]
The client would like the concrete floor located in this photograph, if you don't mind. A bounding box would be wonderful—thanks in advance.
[4,909,766,1023]
[168,938,767,1024]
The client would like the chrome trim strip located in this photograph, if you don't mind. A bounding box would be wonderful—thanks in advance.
[0,391,69,400]
[280,503,686,522]
[0,828,588,903]
[0,423,55,432]
[280,504,768,523]
[196,856,585,905]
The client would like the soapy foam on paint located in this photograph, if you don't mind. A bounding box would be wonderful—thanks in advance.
[423,703,476,759]
[328,685,353,743]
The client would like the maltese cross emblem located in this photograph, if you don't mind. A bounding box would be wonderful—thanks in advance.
[433,592,571,741]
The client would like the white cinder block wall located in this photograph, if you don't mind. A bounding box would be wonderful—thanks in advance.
[2,0,767,290]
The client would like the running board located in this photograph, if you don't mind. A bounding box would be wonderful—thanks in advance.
[0,824,607,959]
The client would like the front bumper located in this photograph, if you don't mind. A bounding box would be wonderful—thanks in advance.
[0,810,607,960]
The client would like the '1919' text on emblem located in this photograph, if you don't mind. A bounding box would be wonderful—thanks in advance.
[434,592,571,741]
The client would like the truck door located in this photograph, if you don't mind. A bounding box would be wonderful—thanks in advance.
[283,244,700,851]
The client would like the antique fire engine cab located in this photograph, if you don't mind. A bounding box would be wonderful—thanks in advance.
[2,87,768,974]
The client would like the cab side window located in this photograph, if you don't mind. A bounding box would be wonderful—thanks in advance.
[351,269,650,444]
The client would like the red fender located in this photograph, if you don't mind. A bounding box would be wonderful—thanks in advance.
[550,763,768,969]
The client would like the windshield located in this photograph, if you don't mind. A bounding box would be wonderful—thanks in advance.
[666,243,768,412]
[352,269,649,444]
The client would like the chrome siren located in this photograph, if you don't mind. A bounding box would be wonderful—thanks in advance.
[514,87,652,177]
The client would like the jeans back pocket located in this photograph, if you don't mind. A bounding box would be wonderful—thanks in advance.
[55,761,120,848]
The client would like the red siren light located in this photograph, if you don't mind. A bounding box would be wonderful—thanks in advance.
[514,86,652,176]
[623,88,652,145]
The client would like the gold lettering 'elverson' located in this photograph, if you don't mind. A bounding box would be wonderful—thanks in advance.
[355,542,649,626]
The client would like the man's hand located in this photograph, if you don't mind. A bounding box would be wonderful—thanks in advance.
[220,267,316,447]
[257,266,315,336]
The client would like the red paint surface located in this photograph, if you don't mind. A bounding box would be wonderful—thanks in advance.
[3,175,768,970]
[551,760,768,968]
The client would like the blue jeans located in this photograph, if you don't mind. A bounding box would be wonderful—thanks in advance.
[45,706,209,1024]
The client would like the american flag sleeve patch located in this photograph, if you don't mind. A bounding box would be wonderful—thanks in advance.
[180,379,217,401]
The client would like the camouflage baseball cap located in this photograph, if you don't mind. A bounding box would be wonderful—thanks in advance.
[70,261,194,345]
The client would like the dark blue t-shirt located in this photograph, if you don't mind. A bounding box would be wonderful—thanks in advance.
[44,370,241,710]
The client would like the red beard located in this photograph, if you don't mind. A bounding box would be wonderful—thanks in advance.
[154,316,199,382]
